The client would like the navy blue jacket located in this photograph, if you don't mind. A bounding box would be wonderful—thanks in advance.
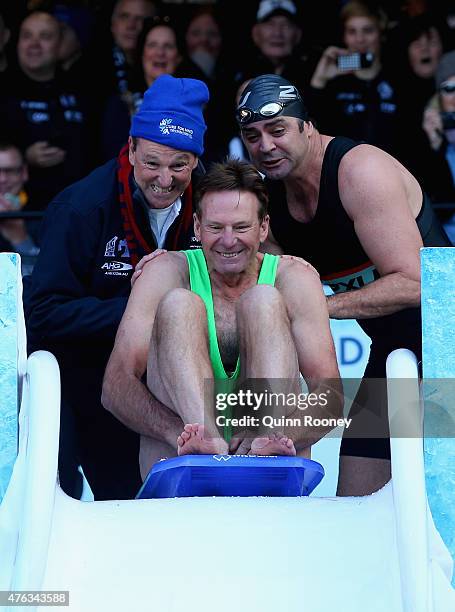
[25,158,201,361]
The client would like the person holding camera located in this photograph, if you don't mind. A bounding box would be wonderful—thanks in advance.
[421,50,455,236]
[308,1,401,156]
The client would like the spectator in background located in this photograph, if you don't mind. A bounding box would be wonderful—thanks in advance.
[236,0,307,92]
[421,50,455,240]
[102,17,182,161]
[0,13,10,76]
[178,7,238,165]
[0,144,39,275]
[309,1,401,155]
[97,0,157,99]
[52,2,95,92]
[131,17,182,104]
[391,13,445,171]
[0,11,93,211]
[182,8,222,81]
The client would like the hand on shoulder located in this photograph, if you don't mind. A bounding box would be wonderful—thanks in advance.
[133,250,188,289]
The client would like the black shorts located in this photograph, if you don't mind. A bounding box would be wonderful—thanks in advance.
[339,338,422,460]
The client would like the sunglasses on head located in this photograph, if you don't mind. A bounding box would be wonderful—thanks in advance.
[440,82,455,94]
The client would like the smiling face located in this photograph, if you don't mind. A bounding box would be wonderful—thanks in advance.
[129,137,197,208]
[408,27,442,79]
[241,116,308,180]
[343,15,381,56]
[252,15,301,64]
[142,25,180,85]
[194,190,269,276]
[18,13,60,79]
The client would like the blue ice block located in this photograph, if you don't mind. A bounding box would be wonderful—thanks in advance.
[0,253,20,503]
[137,455,324,499]
[421,247,455,585]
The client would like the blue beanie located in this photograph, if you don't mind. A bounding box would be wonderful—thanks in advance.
[130,75,209,156]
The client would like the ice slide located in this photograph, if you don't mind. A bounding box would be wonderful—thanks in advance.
[1,251,455,612]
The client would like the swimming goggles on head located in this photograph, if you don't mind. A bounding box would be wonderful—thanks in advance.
[237,99,299,125]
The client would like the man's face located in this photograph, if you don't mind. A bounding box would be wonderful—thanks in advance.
[111,0,155,53]
[252,15,301,64]
[0,149,27,196]
[241,116,308,180]
[129,137,197,209]
[343,16,381,56]
[18,13,60,76]
[186,13,222,58]
[194,190,269,276]
[408,28,442,79]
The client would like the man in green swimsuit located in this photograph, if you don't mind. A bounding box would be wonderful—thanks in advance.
[103,160,341,478]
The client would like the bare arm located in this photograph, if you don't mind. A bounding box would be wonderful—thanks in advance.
[328,145,422,320]
[102,253,186,446]
[277,261,343,448]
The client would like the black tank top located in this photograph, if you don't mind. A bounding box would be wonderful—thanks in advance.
[267,136,450,345]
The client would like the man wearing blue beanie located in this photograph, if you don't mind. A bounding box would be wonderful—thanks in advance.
[24,75,209,501]
[130,74,207,156]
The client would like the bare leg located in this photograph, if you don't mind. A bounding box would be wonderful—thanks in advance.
[337,456,391,496]
[337,372,391,495]
[140,289,227,478]
[236,285,302,456]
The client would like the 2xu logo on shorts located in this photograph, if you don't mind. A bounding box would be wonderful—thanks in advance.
[323,263,380,294]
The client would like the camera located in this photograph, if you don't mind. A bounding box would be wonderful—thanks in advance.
[337,52,374,71]
[441,112,455,131]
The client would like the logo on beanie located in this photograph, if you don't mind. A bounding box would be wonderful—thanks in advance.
[159,118,173,134]
[159,117,194,140]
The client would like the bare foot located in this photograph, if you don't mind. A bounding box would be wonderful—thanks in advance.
[177,424,228,456]
[250,433,296,456]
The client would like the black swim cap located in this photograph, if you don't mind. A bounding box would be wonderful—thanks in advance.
[236,74,308,126]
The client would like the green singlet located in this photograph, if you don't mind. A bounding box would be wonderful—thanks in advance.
[183,249,279,441]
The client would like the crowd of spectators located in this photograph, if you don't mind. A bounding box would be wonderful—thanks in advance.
[1,0,455,268]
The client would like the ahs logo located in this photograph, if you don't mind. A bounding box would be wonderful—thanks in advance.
[101,261,133,271]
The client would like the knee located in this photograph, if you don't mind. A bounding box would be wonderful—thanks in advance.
[236,285,287,321]
[155,289,206,327]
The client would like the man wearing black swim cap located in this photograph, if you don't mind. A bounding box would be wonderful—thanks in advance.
[237,73,451,496]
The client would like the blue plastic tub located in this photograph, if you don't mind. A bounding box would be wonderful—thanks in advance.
[137,455,324,499]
